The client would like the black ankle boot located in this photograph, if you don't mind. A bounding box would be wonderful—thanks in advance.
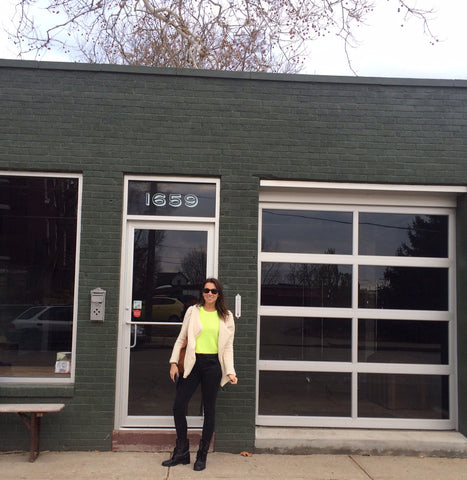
[162,438,190,467]
[193,439,210,471]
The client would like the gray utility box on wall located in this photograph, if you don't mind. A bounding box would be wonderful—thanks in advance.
[90,288,106,322]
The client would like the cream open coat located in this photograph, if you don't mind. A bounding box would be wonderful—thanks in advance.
[169,305,236,387]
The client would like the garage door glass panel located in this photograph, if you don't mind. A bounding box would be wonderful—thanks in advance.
[358,266,448,310]
[358,374,449,419]
[359,213,448,257]
[358,320,448,365]
[262,210,352,254]
[259,371,351,416]
[260,316,351,361]
[261,263,352,307]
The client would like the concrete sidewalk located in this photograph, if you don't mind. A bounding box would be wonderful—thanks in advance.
[2,451,467,480]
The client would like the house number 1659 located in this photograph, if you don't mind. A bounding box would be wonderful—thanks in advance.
[145,192,199,208]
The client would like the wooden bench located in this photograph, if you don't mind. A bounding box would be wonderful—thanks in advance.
[0,403,65,462]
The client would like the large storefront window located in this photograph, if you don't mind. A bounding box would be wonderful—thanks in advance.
[258,182,457,429]
[0,174,80,381]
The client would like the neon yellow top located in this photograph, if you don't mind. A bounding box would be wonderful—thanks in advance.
[195,306,220,354]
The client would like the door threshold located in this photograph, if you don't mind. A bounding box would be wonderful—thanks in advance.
[112,429,210,452]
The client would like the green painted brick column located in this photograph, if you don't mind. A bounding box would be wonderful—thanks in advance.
[213,175,259,452]
[70,172,123,450]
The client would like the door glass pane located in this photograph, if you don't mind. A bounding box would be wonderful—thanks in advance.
[358,320,448,364]
[262,209,352,254]
[261,263,352,307]
[128,229,206,416]
[259,371,351,416]
[358,374,449,419]
[260,317,351,361]
[0,176,78,379]
[358,265,448,310]
[128,324,202,416]
[359,213,448,257]
[132,229,207,320]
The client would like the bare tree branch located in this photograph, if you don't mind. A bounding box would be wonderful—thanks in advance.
[6,0,438,73]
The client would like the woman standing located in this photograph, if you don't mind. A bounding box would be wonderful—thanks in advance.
[162,278,238,471]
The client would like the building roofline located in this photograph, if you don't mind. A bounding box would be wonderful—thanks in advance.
[1,58,467,88]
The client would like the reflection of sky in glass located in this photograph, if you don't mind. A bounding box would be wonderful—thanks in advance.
[134,230,206,272]
[158,231,206,272]
[262,209,352,254]
[359,213,447,257]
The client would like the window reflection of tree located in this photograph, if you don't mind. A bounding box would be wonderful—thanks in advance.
[380,216,449,310]
[286,250,351,308]
[262,262,281,285]
[10,177,78,305]
[47,178,78,302]
[133,231,208,320]
[181,248,206,285]
[288,264,334,305]
[396,215,448,258]
[132,230,165,321]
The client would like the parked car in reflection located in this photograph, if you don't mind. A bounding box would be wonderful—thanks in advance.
[131,296,185,344]
[6,305,73,351]
[151,296,184,322]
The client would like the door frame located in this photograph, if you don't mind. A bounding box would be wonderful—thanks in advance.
[115,176,220,430]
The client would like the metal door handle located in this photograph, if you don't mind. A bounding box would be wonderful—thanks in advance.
[130,324,137,348]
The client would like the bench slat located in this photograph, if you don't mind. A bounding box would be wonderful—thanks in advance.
[0,403,65,413]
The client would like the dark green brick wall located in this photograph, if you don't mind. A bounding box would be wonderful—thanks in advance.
[0,61,466,452]
[215,176,259,452]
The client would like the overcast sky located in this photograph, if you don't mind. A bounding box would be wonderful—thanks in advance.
[304,0,467,79]
[0,0,466,80]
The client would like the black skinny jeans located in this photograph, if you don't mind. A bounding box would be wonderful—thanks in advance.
[173,353,222,443]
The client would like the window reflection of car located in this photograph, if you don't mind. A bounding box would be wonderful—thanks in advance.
[6,305,73,350]
[151,296,184,322]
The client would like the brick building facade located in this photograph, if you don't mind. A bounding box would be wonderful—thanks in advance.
[0,60,466,453]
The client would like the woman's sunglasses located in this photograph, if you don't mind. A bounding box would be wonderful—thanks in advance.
[202,288,218,295]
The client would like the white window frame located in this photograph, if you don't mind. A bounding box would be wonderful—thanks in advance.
[0,171,82,384]
[257,181,467,430]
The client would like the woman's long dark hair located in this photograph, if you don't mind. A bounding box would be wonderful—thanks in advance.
[198,277,229,320]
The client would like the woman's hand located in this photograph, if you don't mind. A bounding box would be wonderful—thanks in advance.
[169,363,179,382]
[228,374,238,385]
